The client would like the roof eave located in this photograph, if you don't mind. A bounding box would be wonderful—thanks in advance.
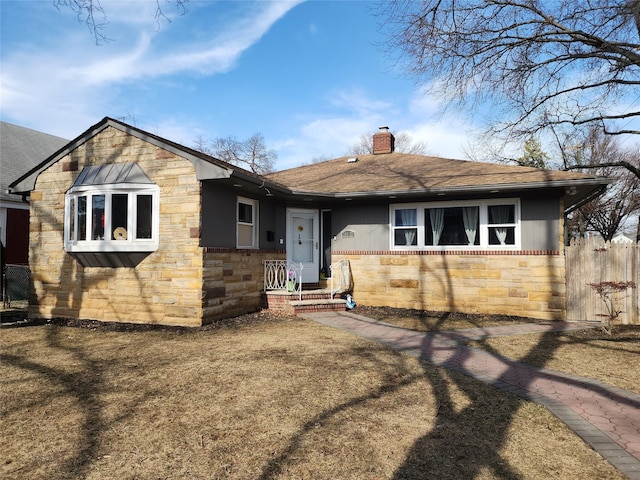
[229,170,293,196]
[308,177,613,199]
[8,117,237,194]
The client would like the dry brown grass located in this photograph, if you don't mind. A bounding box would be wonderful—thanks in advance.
[360,306,640,395]
[466,326,640,394]
[0,313,626,480]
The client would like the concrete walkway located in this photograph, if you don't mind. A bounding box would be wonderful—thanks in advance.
[301,311,640,480]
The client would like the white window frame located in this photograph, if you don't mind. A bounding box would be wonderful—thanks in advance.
[390,198,521,250]
[64,183,160,253]
[237,196,259,249]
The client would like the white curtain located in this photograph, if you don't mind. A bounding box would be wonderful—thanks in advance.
[399,209,416,226]
[399,209,417,245]
[462,207,478,245]
[430,208,444,245]
[404,230,416,245]
[490,206,511,245]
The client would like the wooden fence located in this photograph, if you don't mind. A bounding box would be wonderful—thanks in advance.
[565,238,639,324]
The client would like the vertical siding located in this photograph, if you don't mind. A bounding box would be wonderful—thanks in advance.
[566,238,639,324]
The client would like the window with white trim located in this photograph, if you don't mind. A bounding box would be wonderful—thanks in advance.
[65,184,159,253]
[237,196,259,248]
[391,199,520,249]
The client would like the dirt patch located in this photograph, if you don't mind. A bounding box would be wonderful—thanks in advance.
[0,308,294,332]
[356,305,538,331]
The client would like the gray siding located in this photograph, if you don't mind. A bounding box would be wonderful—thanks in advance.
[330,195,562,252]
[201,181,285,249]
[201,182,236,247]
[520,195,560,251]
[331,202,390,251]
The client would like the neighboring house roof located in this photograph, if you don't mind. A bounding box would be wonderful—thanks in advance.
[266,152,611,211]
[9,117,289,197]
[1,121,68,204]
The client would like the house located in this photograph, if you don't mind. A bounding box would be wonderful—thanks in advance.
[9,118,610,326]
[612,233,635,244]
[1,121,68,265]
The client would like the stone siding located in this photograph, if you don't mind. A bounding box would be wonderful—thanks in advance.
[202,248,285,323]
[333,250,566,320]
[29,126,204,327]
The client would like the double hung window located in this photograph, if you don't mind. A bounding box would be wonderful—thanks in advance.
[237,197,259,248]
[393,208,418,246]
[391,199,520,250]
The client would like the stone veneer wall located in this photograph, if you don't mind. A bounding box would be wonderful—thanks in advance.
[28,126,204,327]
[332,250,567,320]
[202,248,285,323]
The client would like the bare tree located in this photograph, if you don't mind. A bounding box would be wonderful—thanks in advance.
[563,129,640,240]
[54,0,189,44]
[379,1,640,141]
[195,133,277,175]
[192,134,213,156]
[346,131,429,155]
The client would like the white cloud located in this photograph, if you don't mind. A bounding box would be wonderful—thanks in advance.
[273,87,391,169]
[329,88,392,117]
[0,1,302,136]
[273,85,478,170]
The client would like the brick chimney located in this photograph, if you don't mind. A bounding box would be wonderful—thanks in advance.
[372,126,395,154]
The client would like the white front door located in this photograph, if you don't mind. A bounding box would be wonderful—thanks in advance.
[287,208,320,283]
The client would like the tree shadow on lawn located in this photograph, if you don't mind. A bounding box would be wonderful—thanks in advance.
[392,329,565,479]
[255,320,571,480]
[255,345,424,480]
[0,325,159,480]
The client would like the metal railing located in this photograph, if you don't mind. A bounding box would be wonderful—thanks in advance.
[263,260,303,300]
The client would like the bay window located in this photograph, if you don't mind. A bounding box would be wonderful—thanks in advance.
[65,184,159,253]
[391,199,520,249]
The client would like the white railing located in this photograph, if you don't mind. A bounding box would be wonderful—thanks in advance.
[263,260,303,300]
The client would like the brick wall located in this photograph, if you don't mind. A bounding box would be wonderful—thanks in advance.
[202,248,285,323]
[28,126,204,327]
[333,250,566,320]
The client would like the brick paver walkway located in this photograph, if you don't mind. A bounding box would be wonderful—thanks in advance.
[302,311,640,480]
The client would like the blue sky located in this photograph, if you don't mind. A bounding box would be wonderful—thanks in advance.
[0,0,477,170]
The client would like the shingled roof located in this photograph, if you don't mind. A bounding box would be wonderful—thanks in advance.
[8,117,288,197]
[1,121,68,203]
[266,152,610,205]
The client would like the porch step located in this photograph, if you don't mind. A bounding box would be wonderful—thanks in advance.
[290,298,347,314]
[261,289,347,315]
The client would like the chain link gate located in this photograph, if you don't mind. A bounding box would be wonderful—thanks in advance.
[2,264,30,308]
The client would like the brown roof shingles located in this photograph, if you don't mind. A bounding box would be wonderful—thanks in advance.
[266,152,604,194]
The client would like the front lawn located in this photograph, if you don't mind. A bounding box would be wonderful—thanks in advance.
[0,312,626,479]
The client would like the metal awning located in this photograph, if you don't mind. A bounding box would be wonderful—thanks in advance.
[72,163,153,186]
